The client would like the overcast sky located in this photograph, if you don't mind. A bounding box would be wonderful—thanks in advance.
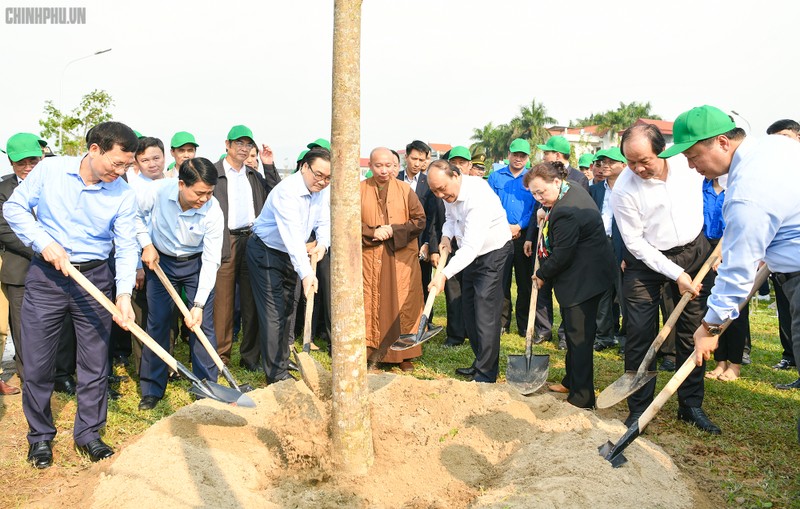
[1,0,798,175]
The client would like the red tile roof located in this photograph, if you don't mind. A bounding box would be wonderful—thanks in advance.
[631,118,674,135]
[548,125,609,136]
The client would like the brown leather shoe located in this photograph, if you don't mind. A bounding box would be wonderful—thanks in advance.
[548,383,569,394]
[399,361,415,373]
[0,379,20,395]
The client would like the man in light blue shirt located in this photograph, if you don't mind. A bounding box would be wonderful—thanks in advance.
[247,147,330,383]
[134,158,224,410]
[661,106,800,396]
[3,121,139,468]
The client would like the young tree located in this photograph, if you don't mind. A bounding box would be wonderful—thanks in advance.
[571,101,661,134]
[39,89,113,156]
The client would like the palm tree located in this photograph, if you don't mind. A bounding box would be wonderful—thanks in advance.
[470,122,495,160]
[511,99,556,148]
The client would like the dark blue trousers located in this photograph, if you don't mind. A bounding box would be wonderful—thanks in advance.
[140,255,217,398]
[21,257,112,446]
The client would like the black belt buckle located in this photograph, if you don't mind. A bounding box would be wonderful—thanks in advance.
[230,227,252,236]
[174,252,201,262]
[774,271,800,286]
[73,259,105,272]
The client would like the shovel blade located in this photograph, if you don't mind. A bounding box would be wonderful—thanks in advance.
[189,379,256,408]
[596,371,657,409]
[390,325,443,351]
[598,441,627,468]
[506,354,550,395]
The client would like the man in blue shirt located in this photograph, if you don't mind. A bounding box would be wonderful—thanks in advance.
[135,158,224,410]
[4,121,139,468]
[660,106,800,402]
[487,138,535,336]
[247,147,330,383]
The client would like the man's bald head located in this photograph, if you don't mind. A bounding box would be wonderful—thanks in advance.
[369,147,395,184]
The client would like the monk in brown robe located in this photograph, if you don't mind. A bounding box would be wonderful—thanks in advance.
[361,147,426,371]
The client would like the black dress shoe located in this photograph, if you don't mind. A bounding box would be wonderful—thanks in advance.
[659,358,676,372]
[623,411,644,428]
[557,339,567,351]
[775,378,800,390]
[287,360,299,372]
[677,406,721,435]
[107,386,121,401]
[239,360,263,373]
[443,337,465,347]
[533,335,547,345]
[54,377,77,396]
[76,438,114,462]
[773,359,796,370]
[268,373,297,384]
[138,395,161,410]
[27,440,53,469]
[455,366,476,377]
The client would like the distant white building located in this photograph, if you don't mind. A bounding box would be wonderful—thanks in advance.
[545,119,674,160]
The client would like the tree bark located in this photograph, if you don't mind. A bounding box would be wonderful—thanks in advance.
[330,0,373,475]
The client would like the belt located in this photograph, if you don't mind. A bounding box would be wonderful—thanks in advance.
[229,226,252,236]
[660,231,704,256]
[157,250,202,262]
[773,271,800,285]
[35,254,106,272]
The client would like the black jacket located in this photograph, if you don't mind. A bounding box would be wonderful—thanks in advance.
[0,175,33,285]
[397,170,441,253]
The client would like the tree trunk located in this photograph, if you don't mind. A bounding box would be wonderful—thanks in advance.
[330,0,373,475]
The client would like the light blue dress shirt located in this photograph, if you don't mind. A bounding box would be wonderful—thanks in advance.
[705,135,800,324]
[252,170,330,280]
[135,178,224,305]
[3,155,138,294]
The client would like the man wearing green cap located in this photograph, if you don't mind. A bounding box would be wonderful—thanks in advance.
[662,106,800,402]
[166,131,198,178]
[487,138,535,336]
[537,136,590,191]
[578,153,595,182]
[611,122,718,433]
[212,125,273,371]
[448,146,473,175]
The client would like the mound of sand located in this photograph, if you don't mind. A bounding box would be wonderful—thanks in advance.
[83,374,690,509]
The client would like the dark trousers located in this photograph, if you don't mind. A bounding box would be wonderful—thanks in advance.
[595,244,622,344]
[772,274,795,363]
[776,273,800,377]
[215,233,259,366]
[561,293,602,409]
[658,285,677,360]
[313,252,332,344]
[535,279,566,341]
[247,236,297,382]
[463,242,512,383]
[21,258,111,446]
[444,244,466,342]
[420,258,433,321]
[140,255,218,398]
[501,233,533,334]
[622,233,713,414]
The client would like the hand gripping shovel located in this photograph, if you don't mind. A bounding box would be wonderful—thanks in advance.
[390,249,449,351]
[152,263,255,397]
[292,251,328,394]
[599,264,770,467]
[507,222,549,394]
[596,241,723,409]
[66,262,255,408]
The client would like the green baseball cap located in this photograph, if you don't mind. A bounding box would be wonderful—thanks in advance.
[508,138,531,155]
[133,130,145,139]
[5,133,43,162]
[659,105,736,159]
[307,138,331,150]
[537,136,570,156]
[167,161,176,170]
[448,146,472,161]
[227,125,255,144]
[171,131,199,148]
[578,153,595,168]
[595,147,626,163]
[297,149,310,162]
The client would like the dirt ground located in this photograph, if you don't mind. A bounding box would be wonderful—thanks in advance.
[2,373,719,509]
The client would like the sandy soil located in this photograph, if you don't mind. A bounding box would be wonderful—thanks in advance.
[22,373,697,509]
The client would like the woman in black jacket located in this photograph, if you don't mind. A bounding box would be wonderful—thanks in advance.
[525,161,615,409]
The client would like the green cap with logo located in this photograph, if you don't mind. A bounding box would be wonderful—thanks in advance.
[508,138,531,155]
[307,138,331,150]
[448,145,472,160]
[537,136,570,156]
[4,133,43,162]
[171,131,199,148]
[595,146,626,163]
[659,105,736,159]
[227,125,255,144]
[578,153,595,168]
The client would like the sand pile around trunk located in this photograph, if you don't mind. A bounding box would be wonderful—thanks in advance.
[83,374,691,509]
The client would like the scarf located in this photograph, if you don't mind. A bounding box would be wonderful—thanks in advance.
[537,180,571,259]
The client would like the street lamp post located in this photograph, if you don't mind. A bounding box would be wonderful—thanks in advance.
[58,48,112,153]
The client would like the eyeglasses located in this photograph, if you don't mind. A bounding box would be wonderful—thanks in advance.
[102,152,133,172]
[12,158,41,169]
[596,160,620,169]
[233,140,256,150]
[307,166,331,183]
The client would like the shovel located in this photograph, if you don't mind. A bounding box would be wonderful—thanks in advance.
[152,262,254,395]
[390,250,449,351]
[293,251,327,387]
[599,264,770,467]
[66,262,255,408]
[596,241,723,409]
[507,221,549,394]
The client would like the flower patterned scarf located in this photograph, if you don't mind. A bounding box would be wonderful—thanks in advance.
[537,180,571,259]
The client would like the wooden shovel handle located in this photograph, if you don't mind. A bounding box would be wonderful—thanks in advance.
[303,252,319,348]
[423,249,449,317]
[524,221,544,342]
[65,262,179,373]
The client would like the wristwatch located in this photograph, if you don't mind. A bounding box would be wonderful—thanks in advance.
[193,302,205,310]
[701,319,723,335]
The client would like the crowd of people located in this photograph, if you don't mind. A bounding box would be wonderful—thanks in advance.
[1,107,799,470]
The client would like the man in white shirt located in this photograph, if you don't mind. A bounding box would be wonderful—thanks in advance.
[428,159,512,383]
[611,123,720,434]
